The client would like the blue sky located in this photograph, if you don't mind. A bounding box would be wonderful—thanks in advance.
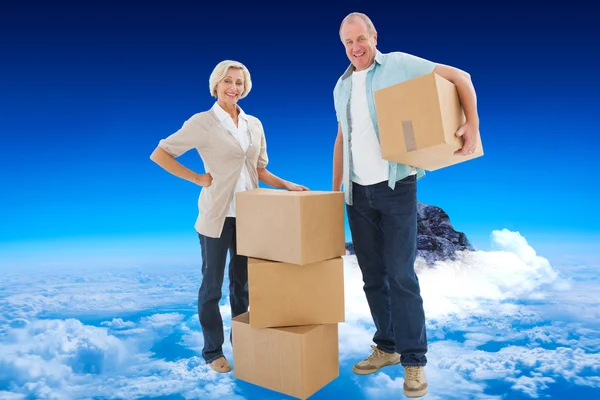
[1,0,598,259]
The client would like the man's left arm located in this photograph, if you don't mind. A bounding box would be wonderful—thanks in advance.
[399,53,479,156]
[433,64,479,156]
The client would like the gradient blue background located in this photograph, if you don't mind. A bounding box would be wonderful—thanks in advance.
[2,0,598,260]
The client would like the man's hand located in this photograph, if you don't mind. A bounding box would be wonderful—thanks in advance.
[194,172,213,187]
[433,64,480,157]
[454,121,479,156]
[284,181,310,191]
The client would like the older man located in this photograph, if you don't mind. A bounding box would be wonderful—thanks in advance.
[331,12,480,398]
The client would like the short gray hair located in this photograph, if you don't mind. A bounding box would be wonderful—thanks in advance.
[209,60,252,99]
[339,12,377,40]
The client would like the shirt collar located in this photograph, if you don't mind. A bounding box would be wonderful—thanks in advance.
[212,102,248,122]
[341,50,383,80]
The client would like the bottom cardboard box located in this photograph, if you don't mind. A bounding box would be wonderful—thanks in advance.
[232,312,339,399]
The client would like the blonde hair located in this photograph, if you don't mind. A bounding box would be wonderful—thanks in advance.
[209,60,252,99]
[339,12,377,40]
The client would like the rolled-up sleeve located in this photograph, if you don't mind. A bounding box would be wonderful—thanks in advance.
[400,52,437,80]
[158,117,203,158]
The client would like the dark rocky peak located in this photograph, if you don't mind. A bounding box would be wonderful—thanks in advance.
[345,202,474,266]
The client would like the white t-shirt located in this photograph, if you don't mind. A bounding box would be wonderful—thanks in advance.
[211,102,253,217]
[349,67,389,185]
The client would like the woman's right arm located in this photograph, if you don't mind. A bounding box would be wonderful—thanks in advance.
[150,146,212,187]
[150,116,212,187]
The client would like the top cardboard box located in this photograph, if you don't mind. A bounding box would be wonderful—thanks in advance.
[235,189,346,265]
[374,72,483,171]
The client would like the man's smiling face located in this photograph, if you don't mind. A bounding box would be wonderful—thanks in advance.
[340,16,377,71]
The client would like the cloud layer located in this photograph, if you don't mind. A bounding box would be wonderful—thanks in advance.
[0,313,242,399]
[1,229,598,399]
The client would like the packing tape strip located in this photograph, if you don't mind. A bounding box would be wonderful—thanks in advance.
[402,120,417,152]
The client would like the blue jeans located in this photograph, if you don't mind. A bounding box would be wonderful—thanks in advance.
[197,217,249,364]
[346,175,427,367]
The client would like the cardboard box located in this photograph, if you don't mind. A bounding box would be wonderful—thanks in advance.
[374,72,484,171]
[232,312,339,400]
[235,189,346,265]
[247,257,345,328]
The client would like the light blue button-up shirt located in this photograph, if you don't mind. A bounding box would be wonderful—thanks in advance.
[333,50,437,205]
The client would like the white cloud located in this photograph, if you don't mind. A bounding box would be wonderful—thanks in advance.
[528,264,600,325]
[489,229,539,264]
[100,318,136,329]
[435,341,600,396]
[0,315,241,399]
[0,263,203,336]
[100,357,243,400]
[361,369,501,400]
[0,391,25,400]
[418,230,560,321]
[356,339,600,399]
[140,312,186,329]
[0,319,129,398]
[338,321,377,362]
[574,375,600,388]
[506,374,555,398]
[180,331,204,352]
[341,230,561,333]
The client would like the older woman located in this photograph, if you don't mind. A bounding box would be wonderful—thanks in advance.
[150,60,308,373]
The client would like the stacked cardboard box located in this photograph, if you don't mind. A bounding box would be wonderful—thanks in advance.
[232,189,346,400]
[374,72,484,171]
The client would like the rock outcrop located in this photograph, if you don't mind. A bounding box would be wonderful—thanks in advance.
[345,202,473,265]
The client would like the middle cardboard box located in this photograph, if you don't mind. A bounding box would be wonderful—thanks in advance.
[235,189,346,266]
[247,256,345,328]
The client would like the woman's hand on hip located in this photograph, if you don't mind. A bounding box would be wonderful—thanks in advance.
[194,172,213,187]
